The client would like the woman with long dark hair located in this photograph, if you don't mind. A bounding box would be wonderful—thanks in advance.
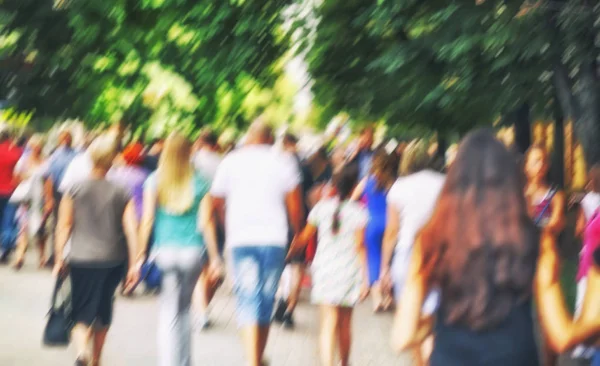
[392,129,600,365]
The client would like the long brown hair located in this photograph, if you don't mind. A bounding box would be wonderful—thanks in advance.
[370,147,397,191]
[157,132,194,214]
[419,129,539,330]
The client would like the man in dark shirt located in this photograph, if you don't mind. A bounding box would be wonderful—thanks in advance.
[347,126,375,180]
[273,132,313,329]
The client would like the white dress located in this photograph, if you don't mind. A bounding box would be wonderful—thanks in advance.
[309,198,367,307]
[14,158,49,238]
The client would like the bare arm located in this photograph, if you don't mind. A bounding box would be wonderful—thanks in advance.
[200,194,221,263]
[212,196,226,228]
[535,232,600,352]
[575,207,586,239]
[381,204,400,278]
[44,178,55,214]
[286,186,304,236]
[356,227,369,284]
[547,191,566,235]
[289,224,317,252]
[122,200,139,269]
[351,178,367,201]
[54,195,74,264]
[137,184,157,262]
[391,238,428,352]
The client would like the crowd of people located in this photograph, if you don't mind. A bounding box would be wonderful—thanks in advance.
[2,120,600,366]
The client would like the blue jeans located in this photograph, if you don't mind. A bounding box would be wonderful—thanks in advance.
[0,196,17,252]
[231,246,286,326]
[155,246,207,366]
[592,351,600,366]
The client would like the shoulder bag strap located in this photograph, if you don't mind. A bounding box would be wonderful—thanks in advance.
[534,186,558,225]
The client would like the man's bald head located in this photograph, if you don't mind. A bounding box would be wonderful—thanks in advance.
[246,119,274,145]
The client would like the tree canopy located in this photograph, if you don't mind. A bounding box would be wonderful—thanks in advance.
[0,0,293,135]
[298,0,600,163]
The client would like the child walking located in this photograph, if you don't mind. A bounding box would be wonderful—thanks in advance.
[287,165,369,366]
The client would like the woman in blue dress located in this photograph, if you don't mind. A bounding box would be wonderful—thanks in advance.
[352,148,397,312]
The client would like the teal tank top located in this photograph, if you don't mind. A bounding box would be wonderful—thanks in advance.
[146,173,210,248]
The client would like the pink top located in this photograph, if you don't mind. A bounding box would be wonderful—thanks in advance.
[577,210,600,281]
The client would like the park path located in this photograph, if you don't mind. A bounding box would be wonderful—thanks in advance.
[0,258,588,366]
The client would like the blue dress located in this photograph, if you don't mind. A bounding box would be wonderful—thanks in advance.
[364,176,387,285]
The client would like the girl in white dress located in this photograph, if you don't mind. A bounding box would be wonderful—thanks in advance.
[287,165,369,366]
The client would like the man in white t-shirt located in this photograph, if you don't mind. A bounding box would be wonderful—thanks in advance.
[211,120,303,366]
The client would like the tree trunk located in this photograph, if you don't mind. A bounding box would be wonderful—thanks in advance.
[551,100,565,189]
[435,132,448,171]
[573,61,600,166]
[553,60,600,166]
[513,102,531,154]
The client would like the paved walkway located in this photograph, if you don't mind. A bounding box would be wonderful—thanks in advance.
[0,260,408,366]
[0,258,589,366]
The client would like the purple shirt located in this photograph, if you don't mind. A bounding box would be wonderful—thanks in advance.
[107,165,150,221]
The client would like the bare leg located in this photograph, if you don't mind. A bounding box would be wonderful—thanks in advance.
[241,325,262,366]
[12,231,27,268]
[91,327,109,366]
[72,323,93,362]
[420,335,434,366]
[258,326,270,362]
[337,307,353,366]
[36,235,47,267]
[319,305,338,366]
[371,282,383,312]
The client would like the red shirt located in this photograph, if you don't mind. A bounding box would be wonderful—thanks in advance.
[0,141,22,196]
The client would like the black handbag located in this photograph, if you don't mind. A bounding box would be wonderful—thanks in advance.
[43,273,73,347]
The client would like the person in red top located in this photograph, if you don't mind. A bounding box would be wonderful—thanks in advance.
[0,127,23,260]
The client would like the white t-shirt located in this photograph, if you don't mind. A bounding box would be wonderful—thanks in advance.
[211,145,301,248]
[192,148,222,183]
[387,170,445,275]
[387,170,445,315]
[581,192,600,221]
[58,151,93,194]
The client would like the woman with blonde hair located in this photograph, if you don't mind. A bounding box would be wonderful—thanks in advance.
[138,131,223,366]
[53,132,139,366]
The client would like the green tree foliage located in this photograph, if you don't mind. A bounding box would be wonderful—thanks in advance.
[299,0,600,164]
[0,0,292,133]
[297,0,552,135]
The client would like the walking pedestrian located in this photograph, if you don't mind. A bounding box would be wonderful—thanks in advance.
[0,127,21,261]
[138,132,223,366]
[351,147,397,312]
[53,132,139,366]
[210,120,303,366]
[288,164,369,366]
[392,129,600,366]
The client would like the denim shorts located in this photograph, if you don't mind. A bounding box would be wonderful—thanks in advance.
[232,246,286,326]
